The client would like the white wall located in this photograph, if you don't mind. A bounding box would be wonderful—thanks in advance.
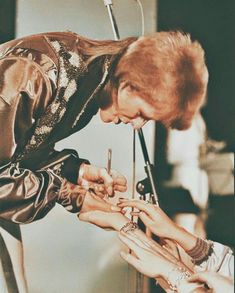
[16,1,157,292]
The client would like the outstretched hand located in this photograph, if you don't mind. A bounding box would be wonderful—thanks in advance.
[118,230,190,279]
[79,210,129,231]
[79,190,121,215]
[118,199,178,239]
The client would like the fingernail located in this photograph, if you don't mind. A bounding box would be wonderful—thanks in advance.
[107,186,113,195]
[111,206,121,212]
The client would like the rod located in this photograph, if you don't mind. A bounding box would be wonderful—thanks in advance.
[137,129,159,206]
[103,0,120,40]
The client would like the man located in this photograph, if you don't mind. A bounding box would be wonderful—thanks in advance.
[0,30,208,291]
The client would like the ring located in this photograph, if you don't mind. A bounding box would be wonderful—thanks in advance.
[120,221,138,233]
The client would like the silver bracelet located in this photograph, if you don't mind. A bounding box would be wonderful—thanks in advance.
[120,221,138,233]
[166,266,191,292]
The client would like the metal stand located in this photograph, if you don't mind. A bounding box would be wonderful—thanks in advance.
[103,0,120,40]
[103,0,158,206]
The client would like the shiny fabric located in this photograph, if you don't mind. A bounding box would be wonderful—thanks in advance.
[0,32,123,224]
[0,162,61,223]
[196,241,234,278]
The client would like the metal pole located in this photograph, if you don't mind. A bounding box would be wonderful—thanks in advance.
[103,0,120,40]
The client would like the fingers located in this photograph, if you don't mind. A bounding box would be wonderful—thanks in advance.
[80,164,127,197]
[188,272,216,284]
[111,170,127,186]
[120,250,142,271]
[138,211,155,228]
[85,192,121,212]
[130,210,157,236]
[99,168,114,196]
[114,184,127,193]
[118,199,156,219]
[131,230,178,263]
[99,169,127,196]
[110,170,127,196]
[88,183,106,198]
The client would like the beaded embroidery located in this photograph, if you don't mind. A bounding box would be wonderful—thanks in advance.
[13,37,111,162]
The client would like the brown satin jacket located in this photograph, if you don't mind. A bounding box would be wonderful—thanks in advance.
[0,31,122,224]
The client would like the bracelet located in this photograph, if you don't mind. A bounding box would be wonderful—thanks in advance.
[186,238,213,265]
[120,221,138,233]
[166,266,191,292]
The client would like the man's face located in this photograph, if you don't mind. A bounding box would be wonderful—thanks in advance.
[99,81,158,129]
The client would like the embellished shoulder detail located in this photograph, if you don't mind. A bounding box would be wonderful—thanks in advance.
[0,46,58,89]
[14,38,87,161]
[72,56,111,128]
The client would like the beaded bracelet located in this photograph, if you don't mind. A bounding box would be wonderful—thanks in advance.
[166,266,191,292]
[120,221,138,233]
[186,237,213,265]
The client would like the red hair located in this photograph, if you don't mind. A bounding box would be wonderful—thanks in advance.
[114,31,208,130]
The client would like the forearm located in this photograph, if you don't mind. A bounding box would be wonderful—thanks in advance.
[172,225,198,251]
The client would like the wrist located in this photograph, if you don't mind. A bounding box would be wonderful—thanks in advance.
[58,179,87,213]
[113,215,130,231]
[165,265,192,291]
[119,221,139,233]
[173,226,197,251]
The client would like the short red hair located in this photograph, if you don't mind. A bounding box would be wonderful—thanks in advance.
[114,31,208,130]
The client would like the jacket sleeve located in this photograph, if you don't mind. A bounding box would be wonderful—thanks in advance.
[195,241,234,278]
[0,55,88,224]
[0,161,62,223]
[0,153,89,224]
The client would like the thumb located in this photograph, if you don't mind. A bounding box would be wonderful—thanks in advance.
[78,212,92,222]
[187,272,209,284]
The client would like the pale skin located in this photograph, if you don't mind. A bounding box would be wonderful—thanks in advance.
[99,80,162,129]
[78,164,127,197]
[76,78,162,201]
[79,209,205,292]
[117,198,198,252]
[188,272,234,293]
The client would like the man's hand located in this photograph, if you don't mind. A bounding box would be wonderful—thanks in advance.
[79,210,129,231]
[78,164,127,197]
[80,190,121,215]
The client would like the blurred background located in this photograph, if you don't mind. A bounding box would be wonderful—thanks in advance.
[0,0,234,292]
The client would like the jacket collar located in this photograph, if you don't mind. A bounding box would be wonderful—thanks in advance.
[14,37,113,162]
